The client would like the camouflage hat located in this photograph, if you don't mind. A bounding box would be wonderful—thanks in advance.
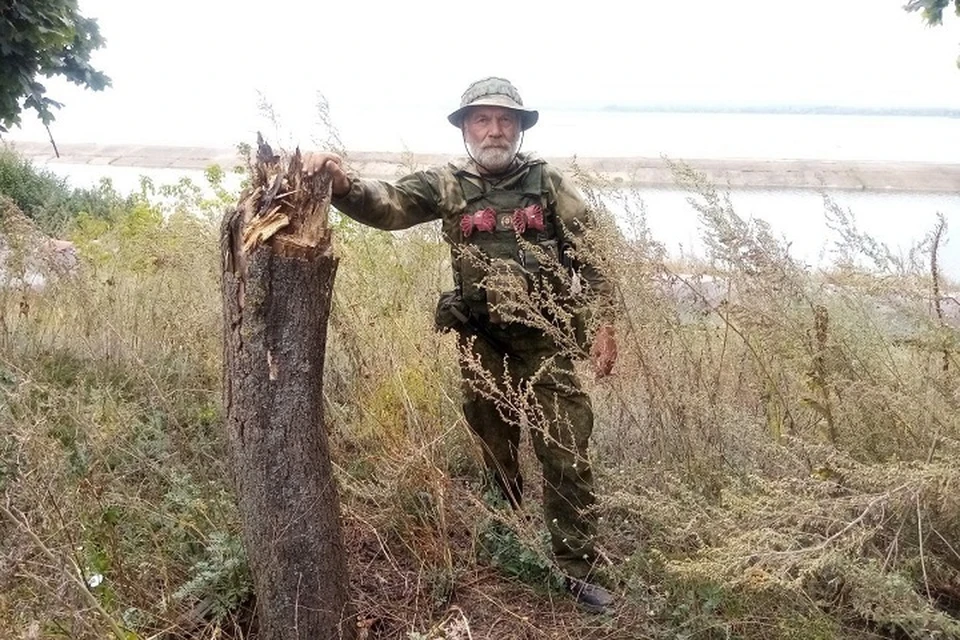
[447,77,539,131]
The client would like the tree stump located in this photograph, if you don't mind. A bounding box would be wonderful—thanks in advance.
[220,140,353,639]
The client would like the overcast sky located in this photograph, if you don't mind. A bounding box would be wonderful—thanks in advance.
[6,0,960,150]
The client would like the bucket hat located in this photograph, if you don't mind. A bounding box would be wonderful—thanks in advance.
[447,77,538,130]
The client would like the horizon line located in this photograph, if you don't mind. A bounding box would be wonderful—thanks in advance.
[542,103,960,118]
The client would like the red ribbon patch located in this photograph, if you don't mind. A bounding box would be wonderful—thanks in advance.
[461,208,497,237]
[512,204,544,234]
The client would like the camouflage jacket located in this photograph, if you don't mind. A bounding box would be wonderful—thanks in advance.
[331,152,614,320]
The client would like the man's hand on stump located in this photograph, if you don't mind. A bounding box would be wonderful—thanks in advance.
[303,152,351,197]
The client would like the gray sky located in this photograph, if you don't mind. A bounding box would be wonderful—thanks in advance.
[6,0,960,149]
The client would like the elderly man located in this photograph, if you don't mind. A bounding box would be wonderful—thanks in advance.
[304,77,617,612]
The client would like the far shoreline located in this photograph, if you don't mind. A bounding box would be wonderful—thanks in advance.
[348,152,960,194]
[7,141,960,194]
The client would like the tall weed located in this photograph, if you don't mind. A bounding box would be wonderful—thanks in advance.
[0,150,957,638]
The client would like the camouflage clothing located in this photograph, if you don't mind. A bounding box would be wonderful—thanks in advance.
[332,153,611,304]
[458,322,598,578]
[333,153,610,579]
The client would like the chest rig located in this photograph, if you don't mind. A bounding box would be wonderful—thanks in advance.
[451,163,563,322]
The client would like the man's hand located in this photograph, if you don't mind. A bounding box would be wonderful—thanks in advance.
[590,324,618,378]
[302,152,351,197]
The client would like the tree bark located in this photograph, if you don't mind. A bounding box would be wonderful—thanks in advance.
[220,141,353,639]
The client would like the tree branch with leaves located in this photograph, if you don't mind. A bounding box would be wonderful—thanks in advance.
[0,0,111,133]
[904,0,960,67]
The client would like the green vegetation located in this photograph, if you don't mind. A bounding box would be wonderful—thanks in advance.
[0,0,110,132]
[0,146,126,234]
[905,0,960,26]
[905,0,960,67]
[0,149,957,638]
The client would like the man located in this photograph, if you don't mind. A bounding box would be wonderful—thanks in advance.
[304,77,617,613]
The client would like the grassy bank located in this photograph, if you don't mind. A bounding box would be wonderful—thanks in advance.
[0,151,958,639]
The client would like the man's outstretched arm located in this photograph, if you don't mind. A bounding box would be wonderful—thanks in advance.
[303,152,441,230]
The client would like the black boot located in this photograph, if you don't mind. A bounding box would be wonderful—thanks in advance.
[567,577,615,614]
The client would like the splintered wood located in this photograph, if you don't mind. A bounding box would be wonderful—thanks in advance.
[236,136,332,258]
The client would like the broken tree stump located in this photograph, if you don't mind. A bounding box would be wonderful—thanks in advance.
[220,139,353,639]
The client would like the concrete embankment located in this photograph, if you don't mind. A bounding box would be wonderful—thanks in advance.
[9,142,960,193]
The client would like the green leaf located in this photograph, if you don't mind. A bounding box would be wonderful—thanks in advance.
[0,0,110,128]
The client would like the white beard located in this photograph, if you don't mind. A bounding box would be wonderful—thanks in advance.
[467,138,519,173]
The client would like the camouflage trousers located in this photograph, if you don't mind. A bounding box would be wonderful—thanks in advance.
[458,323,598,580]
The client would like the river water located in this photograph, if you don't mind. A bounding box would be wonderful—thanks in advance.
[20,110,960,279]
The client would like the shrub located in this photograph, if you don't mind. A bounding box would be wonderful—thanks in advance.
[0,146,129,235]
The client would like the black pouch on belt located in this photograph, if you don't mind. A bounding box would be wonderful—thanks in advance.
[434,290,472,333]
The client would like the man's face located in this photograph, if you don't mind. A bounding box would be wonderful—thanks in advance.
[462,106,521,173]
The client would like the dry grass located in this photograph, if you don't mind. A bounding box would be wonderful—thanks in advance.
[1,157,958,639]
